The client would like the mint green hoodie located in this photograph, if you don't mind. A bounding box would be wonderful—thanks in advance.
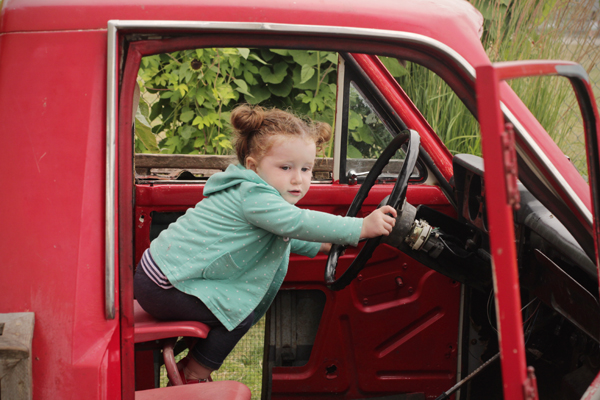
[150,164,362,331]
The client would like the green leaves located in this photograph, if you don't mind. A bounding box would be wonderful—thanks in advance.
[245,85,271,105]
[379,57,408,78]
[134,117,159,153]
[233,79,253,97]
[137,48,338,155]
[300,64,315,84]
[259,62,288,84]
[179,110,195,123]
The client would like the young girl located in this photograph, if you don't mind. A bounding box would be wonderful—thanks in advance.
[134,104,397,384]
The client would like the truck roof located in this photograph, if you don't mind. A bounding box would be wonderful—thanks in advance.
[0,0,486,64]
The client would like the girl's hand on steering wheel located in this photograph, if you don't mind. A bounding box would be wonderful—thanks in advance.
[319,243,332,254]
[360,205,397,239]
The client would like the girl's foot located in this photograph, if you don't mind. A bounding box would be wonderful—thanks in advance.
[168,357,212,385]
[181,357,213,383]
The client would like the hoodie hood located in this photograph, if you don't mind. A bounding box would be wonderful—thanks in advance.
[203,163,267,196]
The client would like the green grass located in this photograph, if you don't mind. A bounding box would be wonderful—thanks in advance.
[394,0,599,179]
[160,317,265,399]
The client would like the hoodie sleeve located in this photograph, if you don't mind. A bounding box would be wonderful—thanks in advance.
[239,182,362,247]
[290,239,321,257]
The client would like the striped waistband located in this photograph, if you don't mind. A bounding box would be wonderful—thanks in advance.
[140,248,173,289]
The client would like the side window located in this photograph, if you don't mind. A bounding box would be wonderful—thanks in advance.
[347,83,404,160]
[339,56,424,184]
[134,48,339,181]
[345,82,407,182]
[389,60,481,157]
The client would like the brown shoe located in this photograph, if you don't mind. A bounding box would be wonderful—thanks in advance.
[168,357,212,385]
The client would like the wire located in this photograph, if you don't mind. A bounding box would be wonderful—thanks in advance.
[524,303,540,345]
[438,236,470,258]
[486,291,539,335]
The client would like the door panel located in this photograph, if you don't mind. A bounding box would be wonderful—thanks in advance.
[269,184,460,399]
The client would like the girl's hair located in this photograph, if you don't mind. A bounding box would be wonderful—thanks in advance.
[231,104,331,165]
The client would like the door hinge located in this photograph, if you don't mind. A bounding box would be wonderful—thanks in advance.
[501,122,520,211]
[523,366,539,400]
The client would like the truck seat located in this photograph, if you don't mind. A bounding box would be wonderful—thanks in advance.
[134,300,210,343]
[134,300,211,386]
[135,380,252,400]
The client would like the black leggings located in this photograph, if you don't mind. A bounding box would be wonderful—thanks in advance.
[134,266,254,370]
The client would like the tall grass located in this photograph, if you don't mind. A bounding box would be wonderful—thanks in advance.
[397,0,600,173]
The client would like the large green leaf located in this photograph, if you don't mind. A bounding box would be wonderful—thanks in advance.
[292,65,318,90]
[179,125,197,141]
[245,85,271,104]
[357,124,374,145]
[288,50,318,66]
[270,49,289,56]
[248,54,269,65]
[268,76,293,97]
[348,110,364,130]
[237,48,250,59]
[134,118,159,153]
[234,79,253,97]
[259,62,288,84]
[180,110,195,123]
[300,64,315,84]
[347,145,363,159]
[379,57,408,78]
[259,49,276,62]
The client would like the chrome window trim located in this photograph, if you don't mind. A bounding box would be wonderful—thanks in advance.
[106,21,117,319]
[501,103,593,226]
[105,19,591,319]
[333,55,345,182]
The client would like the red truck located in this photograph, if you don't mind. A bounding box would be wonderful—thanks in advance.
[1,0,599,399]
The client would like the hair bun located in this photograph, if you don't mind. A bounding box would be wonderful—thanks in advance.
[312,121,332,150]
[231,104,264,136]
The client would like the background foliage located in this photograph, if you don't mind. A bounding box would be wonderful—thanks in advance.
[136,48,338,155]
[136,0,598,173]
[394,0,599,173]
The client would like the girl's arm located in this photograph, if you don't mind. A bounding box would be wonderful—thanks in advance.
[241,183,363,246]
[241,183,396,246]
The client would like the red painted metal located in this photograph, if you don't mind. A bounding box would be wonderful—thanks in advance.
[134,181,459,399]
[494,60,578,81]
[133,301,210,343]
[0,29,121,398]
[474,58,600,400]
[497,84,592,231]
[0,0,485,71]
[134,183,451,208]
[500,123,520,211]
[475,64,531,400]
[269,260,461,399]
[1,0,596,398]
[135,380,252,400]
[581,370,600,400]
[494,59,600,296]
[118,40,152,400]
[352,54,455,181]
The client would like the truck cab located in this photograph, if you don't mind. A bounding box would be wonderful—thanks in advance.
[1,1,599,399]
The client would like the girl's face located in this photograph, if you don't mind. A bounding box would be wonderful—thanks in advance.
[246,136,316,205]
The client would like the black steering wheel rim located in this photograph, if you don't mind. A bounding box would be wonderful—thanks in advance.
[325,129,421,291]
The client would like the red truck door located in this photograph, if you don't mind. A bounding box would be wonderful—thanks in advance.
[475,60,600,400]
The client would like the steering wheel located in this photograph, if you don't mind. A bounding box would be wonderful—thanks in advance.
[325,129,420,291]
